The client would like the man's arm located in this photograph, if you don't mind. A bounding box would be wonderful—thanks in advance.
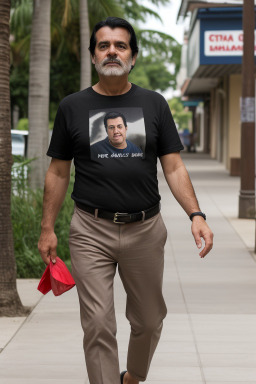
[38,158,72,265]
[160,152,213,258]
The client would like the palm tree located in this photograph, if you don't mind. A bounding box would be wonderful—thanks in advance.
[0,0,27,316]
[61,0,123,91]
[80,0,91,89]
[27,0,51,189]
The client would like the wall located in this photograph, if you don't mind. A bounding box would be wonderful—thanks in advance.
[223,76,230,169]
[210,88,217,159]
[228,74,242,169]
[187,20,200,77]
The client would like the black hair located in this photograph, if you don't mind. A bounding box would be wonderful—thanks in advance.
[89,17,139,58]
[104,112,127,131]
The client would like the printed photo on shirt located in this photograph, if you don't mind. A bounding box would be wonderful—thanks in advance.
[89,108,146,160]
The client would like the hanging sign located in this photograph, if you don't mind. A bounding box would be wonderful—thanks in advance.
[205,30,256,56]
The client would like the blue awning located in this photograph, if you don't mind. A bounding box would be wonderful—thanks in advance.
[182,100,203,107]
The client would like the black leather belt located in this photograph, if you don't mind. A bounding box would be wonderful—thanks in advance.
[75,202,160,224]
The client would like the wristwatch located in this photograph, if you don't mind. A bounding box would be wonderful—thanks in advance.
[189,212,206,221]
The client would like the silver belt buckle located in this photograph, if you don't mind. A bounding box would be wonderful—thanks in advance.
[113,212,128,224]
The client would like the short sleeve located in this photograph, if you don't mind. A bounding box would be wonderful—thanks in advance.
[157,102,184,157]
[47,105,73,160]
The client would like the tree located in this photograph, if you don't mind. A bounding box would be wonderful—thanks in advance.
[135,29,181,90]
[27,0,51,189]
[59,0,124,90]
[80,0,91,89]
[168,97,192,131]
[120,0,169,23]
[129,52,175,92]
[0,0,28,316]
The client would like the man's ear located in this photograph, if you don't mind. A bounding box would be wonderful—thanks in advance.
[129,53,138,72]
[91,55,95,65]
[132,53,138,66]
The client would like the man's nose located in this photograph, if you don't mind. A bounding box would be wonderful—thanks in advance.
[113,127,119,133]
[108,44,117,56]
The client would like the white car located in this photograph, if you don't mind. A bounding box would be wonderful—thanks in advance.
[11,130,28,156]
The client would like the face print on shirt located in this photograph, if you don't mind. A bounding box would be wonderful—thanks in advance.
[105,116,128,149]
[89,108,146,160]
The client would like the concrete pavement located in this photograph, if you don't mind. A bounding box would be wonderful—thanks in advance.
[0,153,255,383]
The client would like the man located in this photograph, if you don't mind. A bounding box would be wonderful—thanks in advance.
[38,17,213,384]
[90,111,143,159]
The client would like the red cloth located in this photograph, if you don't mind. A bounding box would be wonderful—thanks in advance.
[37,257,75,296]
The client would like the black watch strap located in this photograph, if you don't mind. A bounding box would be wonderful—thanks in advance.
[189,212,206,221]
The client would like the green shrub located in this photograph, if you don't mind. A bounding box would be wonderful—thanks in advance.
[11,161,75,278]
[15,118,55,132]
[16,118,28,131]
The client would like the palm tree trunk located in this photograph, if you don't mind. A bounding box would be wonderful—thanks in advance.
[27,0,51,189]
[0,0,28,317]
[80,0,91,90]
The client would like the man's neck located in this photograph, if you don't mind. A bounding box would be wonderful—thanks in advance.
[92,76,131,96]
[107,138,128,150]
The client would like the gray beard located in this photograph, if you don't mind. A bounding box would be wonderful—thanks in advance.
[95,58,133,77]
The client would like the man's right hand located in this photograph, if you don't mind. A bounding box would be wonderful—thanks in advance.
[38,230,58,265]
[38,159,71,265]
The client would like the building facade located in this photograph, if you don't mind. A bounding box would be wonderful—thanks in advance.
[177,1,256,176]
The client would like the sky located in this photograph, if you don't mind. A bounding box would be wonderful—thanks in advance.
[138,0,187,98]
[139,0,185,44]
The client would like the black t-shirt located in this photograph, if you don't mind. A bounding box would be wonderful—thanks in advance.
[47,84,184,212]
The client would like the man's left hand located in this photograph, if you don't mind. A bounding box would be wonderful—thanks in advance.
[191,217,213,258]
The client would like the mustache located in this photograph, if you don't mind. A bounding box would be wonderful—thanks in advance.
[103,58,122,66]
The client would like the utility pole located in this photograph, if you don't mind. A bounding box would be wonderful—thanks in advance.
[239,0,255,219]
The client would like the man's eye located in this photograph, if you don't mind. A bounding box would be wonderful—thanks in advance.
[99,45,107,49]
[118,44,126,49]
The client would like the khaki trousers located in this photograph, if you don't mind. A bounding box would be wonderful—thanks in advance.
[69,205,168,384]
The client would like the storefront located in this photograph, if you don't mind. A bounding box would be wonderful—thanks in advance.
[177,4,256,173]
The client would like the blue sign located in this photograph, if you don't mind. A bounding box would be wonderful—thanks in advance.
[198,7,256,65]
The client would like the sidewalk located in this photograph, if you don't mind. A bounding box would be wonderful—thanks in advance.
[0,153,256,384]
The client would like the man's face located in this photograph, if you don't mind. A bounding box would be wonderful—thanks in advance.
[106,117,127,149]
[92,26,137,77]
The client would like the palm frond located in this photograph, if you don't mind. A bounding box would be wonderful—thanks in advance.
[11,33,31,64]
[137,29,180,45]
[88,0,124,25]
[10,0,33,38]
[119,0,167,23]
[62,0,72,28]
